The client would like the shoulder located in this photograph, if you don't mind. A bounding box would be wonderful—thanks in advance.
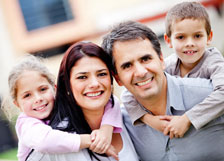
[202,47,224,75]
[120,105,132,123]
[204,47,224,62]
[164,53,179,75]
[167,73,213,94]
[16,113,43,125]
[165,53,178,67]
[120,88,135,104]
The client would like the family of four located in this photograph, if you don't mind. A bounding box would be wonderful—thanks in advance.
[3,2,224,161]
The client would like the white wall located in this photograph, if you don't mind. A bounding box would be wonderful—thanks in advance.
[0,6,16,98]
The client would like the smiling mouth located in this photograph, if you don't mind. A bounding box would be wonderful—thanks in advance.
[183,50,197,55]
[85,91,103,97]
[34,104,47,111]
[135,77,153,86]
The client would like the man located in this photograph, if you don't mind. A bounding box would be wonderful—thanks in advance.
[102,21,224,161]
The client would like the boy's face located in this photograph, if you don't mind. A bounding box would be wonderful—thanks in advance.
[165,18,212,67]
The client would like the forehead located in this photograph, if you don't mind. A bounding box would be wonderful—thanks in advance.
[71,56,108,74]
[16,71,50,92]
[171,18,206,32]
[113,39,158,63]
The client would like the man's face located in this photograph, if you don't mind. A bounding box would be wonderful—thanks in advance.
[113,38,166,101]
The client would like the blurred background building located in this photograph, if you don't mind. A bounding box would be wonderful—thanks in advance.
[0,0,223,155]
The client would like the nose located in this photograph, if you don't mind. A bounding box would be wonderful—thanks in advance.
[34,93,43,103]
[88,76,100,89]
[134,62,147,78]
[186,37,194,47]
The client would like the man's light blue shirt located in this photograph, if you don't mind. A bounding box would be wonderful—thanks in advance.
[122,73,224,161]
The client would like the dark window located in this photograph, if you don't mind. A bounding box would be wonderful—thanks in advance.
[19,0,74,31]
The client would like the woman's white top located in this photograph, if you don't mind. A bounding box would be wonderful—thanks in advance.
[26,123,139,161]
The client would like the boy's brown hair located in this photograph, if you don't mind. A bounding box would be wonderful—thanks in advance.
[165,1,211,37]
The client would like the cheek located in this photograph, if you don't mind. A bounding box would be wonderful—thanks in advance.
[118,70,131,83]
[173,41,182,50]
[71,83,84,99]
[106,80,112,91]
[21,101,31,112]
[48,93,55,103]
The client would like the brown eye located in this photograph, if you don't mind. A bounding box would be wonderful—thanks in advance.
[23,93,31,99]
[141,55,151,63]
[77,76,87,79]
[41,87,47,91]
[98,72,107,77]
[195,34,201,38]
[177,35,184,40]
[122,63,132,70]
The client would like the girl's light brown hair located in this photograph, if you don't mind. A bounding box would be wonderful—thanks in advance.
[2,54,55,121]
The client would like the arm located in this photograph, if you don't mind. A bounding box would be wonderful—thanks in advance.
[162,114,191,138]
[16,114,82,153]
[141,114,170,133]
[121,89,148,125]
[100,95,122,133]
[186,49,224,129]
[122,89,170,132]
[89,95,121,154]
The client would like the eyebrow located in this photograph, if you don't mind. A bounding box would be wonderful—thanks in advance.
[139,54,153,60]
[75,69,108,75]
[120,53,153,69]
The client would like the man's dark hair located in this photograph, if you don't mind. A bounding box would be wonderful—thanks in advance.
[102,21,161,73]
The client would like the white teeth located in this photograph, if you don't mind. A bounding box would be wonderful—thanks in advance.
[137,78,152,86]
[185,51,195,54]
[35,105,46,111]
[86,92,101,97]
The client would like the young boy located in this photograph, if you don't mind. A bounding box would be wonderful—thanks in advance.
[122,1,224,138]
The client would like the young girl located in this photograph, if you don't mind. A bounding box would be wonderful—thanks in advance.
[2,55,122,161]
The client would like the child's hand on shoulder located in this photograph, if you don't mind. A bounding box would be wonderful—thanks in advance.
[161,114,191,139]
[89,124,113,154]
[141,114,170,133]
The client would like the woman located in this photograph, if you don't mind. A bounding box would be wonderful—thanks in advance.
[27,42,139,161]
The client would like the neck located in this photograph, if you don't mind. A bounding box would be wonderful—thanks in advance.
[82,109,104,130]
[138,76,167,115]
[180,62,197,77]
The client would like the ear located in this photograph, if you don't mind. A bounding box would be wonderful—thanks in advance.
[114,74,123,86]
[159,53,166,70]
[13,100,20,109]
[164,33,173,48]
[207,31,213,46]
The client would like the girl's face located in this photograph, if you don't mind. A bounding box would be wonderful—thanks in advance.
[70,56,111,114]
[15,71,55,120]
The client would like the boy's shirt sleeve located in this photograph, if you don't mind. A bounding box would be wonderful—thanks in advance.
[185,48,224,129]
[121,88,147,125]
[164,53,179,75]
[16,113,81,153]
[101,95,122,133]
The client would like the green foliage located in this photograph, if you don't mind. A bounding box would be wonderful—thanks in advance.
[0,148,17,160]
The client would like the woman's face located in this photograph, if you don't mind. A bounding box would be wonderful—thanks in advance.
[70,56,111,113]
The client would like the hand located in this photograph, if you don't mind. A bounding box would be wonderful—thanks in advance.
[162,114,191,139]
[141,114,170,133]
[79,134,91,149]
[105,145,119,161]
[89,125,113,154]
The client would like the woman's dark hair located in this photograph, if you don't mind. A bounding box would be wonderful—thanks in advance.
[50,41,114,132]
[49,41,114,159]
